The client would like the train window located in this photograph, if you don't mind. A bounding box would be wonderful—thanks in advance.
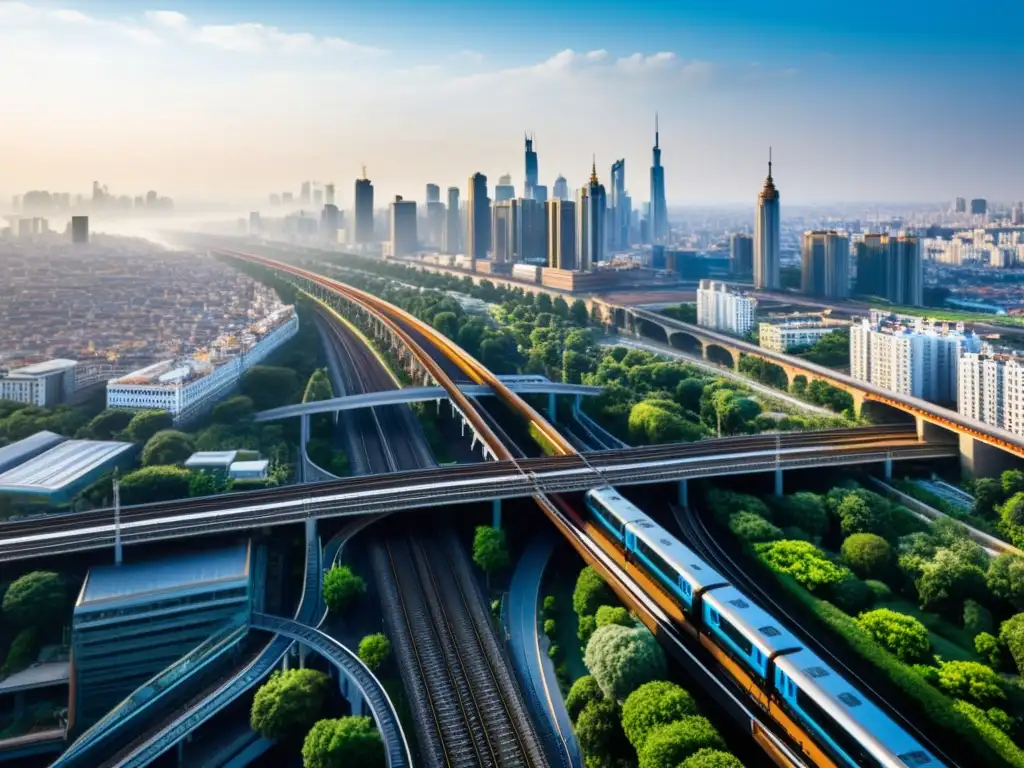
[805,666,830,678]
[728,597,750,609]
[759,625,781,637]
[898,751,933,766]
[794,688,880,768]
[837,692,862,708]
[636,538,675,582]
[715,614,754,658]
[590,500,623,534]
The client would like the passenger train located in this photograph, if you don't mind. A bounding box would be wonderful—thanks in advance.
[585,486,940,768]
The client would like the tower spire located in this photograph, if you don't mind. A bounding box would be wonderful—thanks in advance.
[655,112,660,149]
[590,155,599,185]
[768,146,772,180]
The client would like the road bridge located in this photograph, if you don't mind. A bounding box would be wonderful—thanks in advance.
[602,302,1024,475]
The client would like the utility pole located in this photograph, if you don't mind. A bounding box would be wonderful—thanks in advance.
[113,469,122,566]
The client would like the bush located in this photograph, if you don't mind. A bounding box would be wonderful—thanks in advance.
[1,571,65,629]
[211,395,255,424]
[975,632,1005,669]
[856,609,931,663]
[126,409,174,443]
[250,669,329,741]
[865,579,892,601]
[621,680,698,749]
[302,716,384,768]
[322,566,366,613]
[472,526,510,581]
[357,633,391,671]
[141,429,195,466]
[566,675,603,724]
[574,567,614,618]
[543,618,557,638]
[578,614,597,649]
[755,540,852,592]
[119,465,192,504]
[680,749,745,768]
[0,627,39,677]
[828,577,874,614]
[728,512,783,543]
[584,624,667,702]
[986,554,1024,612]
[773,492,829,540]
[964,599,995,637]
[595,605,632,629]
[639,717,725,768]
[952,700,1024,767]
[548,644,560,660]
[986,707,1016,736]
[576,699,627,768]
[999,613,1024,675]
[543,595,557,617]
[934,660,1005,707]
[841,533,892,579]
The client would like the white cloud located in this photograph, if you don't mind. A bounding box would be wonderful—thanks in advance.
[0,1,161,45]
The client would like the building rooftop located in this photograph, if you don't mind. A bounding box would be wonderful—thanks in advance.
[0,661,69,695]
[6,359,77,377]
[0,439,133,494]
[0,431,66,475]
[77,541,251,609]
[229,460,269,477]
[185,450,238,469]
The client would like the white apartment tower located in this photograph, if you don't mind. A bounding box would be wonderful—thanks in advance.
[697,280,756,336]
[959,348,1024,437]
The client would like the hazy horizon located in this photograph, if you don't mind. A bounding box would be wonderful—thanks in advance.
[2,0,1022,207]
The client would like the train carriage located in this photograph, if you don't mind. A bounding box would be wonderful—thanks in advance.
[702,585,803,680]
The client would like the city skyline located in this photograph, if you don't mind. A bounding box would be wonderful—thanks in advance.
[1,0,1022,205]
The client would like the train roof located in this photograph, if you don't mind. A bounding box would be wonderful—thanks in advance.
[588,487,644,519]
[703,585,803,657]
[625,516,729,589]
[775,648,937,768]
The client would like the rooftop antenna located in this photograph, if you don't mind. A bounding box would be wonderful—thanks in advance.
[361,165,367,180]
[768,146,773,179]
[655,112,660,148]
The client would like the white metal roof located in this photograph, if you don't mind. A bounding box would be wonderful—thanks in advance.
[0,439,133,493]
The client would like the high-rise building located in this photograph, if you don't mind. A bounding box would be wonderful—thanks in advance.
[954,197,967,214]
[320,205,340,242]
[850,312,981,404]
[970,198,988,216]
[282,192,293,204]
[514,198,546,263]
[610,159,628,251]
[855,235,923,306]
[426,201,445,249]
[71,216,89,245]
[649,114,668,243]
[697,280,756,336]
[533,186,548,204]
[495,174,515,203]
[524,134,539,200]
[801,230,850,299]
[389,196,417,257]
[354,171,374,244]
[1012,202,1024,226]
[492,200,516,263]
[959,347,1024,437]
[576,161,607,272]
[300,181,311,205]
[426,184,440,203]
[547,200,576,270]
[467,173,490,262]
[444,187,460,254]
[325,184,335,206]
[249,212,262,235]
[552,175,569,202]
[754,151,781,290]
[730,234,753,276]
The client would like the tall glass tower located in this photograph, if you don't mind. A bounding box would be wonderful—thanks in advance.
[754,150,781,290]
[610,159,628,251]
[524,134,539,200]
[649,114,668,243]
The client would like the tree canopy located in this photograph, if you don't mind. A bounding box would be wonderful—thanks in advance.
[638,717,726,768]
[841,533,892,579]
[301,717,384,768]
[119,465,192,504]
[323,565,366,613]
[472,525,510,580]
[573,566,614,618]
[856,608,931,663]
[141,429,195,466]
[621,680,698,750]
[566,675,604,724]
[1,571,65,629]
[584,624,667,702]
[126,409,174,443]
[250,669,329,741]
[357,633,391,671]
[755,540,852,592]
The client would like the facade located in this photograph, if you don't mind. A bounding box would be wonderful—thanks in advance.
[71,215,89,244]
[854,234,923,306]
[533,185,548,204]
[425,183,440,203]
[107,308,298,422]
[514,198,547,263]
[697,280,757,336]
[959,348,1024,437]
[552,175,569,201]
[970,198,987,216]
[850,312,981,404]
[325,183,335,206]
[759,320,846,352]
[70,543,254,732]
[319,205,340,243]
[353,175,374,244]
[610,159,629,251]
[491,200,515,264]
[443,187,460,254]
[954,197,967,213]
[467,173,490,262]
[730,233,754,276]
[494,174,515,203]
[547,200,576,270]
[754,154,781,290]
[390,196,417,257]
[576,162,607,271]
[801,230,850,299]
[0,439,135,503]
[524,135,539,200]
[0,359,78,407]
[425,201,445,249]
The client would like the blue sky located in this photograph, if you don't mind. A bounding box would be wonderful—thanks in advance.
[2,0,1022,205]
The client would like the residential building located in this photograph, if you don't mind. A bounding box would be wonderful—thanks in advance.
[801,230,850,299]
[0,359,78,406]
[353,172,374,244]
[547,200,576,270]
[959,347,1024,437]
[759,319,848,352]
[754,152,780,290]
[855,234,923,306]
[730,233,753,276]
[697,280,756,336]
[467,173,490,262]
[390,196,417,257]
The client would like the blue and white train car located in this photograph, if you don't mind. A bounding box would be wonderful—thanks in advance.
[774,648,939,768]
[702,585,803,680]
[585,487,644,542]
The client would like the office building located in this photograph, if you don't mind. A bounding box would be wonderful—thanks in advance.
[390,196,417,258]
[467,173,490,262]
[495,174,515,203]
[533,185,548,204]
[444,187,460,254]
[576,162,607,271]
[759,318,848,353]
[1012,202,1024,226]
[850,312,981,404]
[353,171,374,244]
[855,234,923,306]
[248,212,262,235]
[320,204,341,242]
[547,200,576,270]
[0,359,77,407]
[970,198,987,216]
[425,183,440,203]
[697,280,756,336]
[730,233,753,276]
[801,230,850,299]
[300,181,311,205]
[70,543,254,732]
[71,215,89,245]
[954,197,967,214]
[492,200,516,263]
[649,114,668,243]
[325,183,335,206]
[754,151,781,290]
[959,347,1024,437]
[282,192,293,204]
[514,198,546,263]
[651,244,666,270]
[313,189,323,208]
[610,159,629,251]
[426,200,445,249]
[552,175,569,201]
[524,134,539,200]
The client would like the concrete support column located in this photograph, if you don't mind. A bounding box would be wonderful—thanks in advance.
[678,478,689,508]
[492,498,502,529]
[177,741,184,766]
[960,434,1021,478]
[884,455,893,480]
[548,392,557,422]
[299,643,308,669]
[774,467,784,496]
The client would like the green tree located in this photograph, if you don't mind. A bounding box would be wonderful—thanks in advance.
[628,400,703,445]
[974,632,1005,669]
[211,395,255,424]
[964,599,995,636]
[302,717,384,768]
[728,512,783,542]
[999,613,1024,675]
[773,492,830,540]
[584,624,667,702]
[241,365,302,410]
[1003,470,1024,497]
[837,491,893,539]
[916,548,986,619]
[432,311,460,339]
[357,633,391,671]
[573,567,614,618]
[0,627,40,677]
[302,368,335,403]
[987,554,1024,611]
[570,299,589,325]
[680,748,745,768]
[973,478,1005,520]
[621,680,698,750]
[1000,492,1024,530]
[188,471,219,497]
[841,533,892,579]
[754,540,852,592]
[119,465,192,504]
[566,675,604,724]
[82,408,135,439]
[322,565,366,612]
[575,699,626,768]
[472,525,510,584]
[1,571,64,629]
[126,409,174,443]
[250,669,329,741]
[595,605,632,629]
[578,615,598,649]
[638,717,726,768]
[934,660,1005,707]
[828,576,875,614]
[141,429,195,466]
[856,609,931,663]
[563,350,594,385]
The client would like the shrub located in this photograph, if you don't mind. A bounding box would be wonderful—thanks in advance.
[934,661,1005,707]
[472,526,510,581]
[302,716,384,768]
[141,429,195,466]
[952,700,1024,767]
[728,512,783,543]
[322,565,366,613]
[680,749,746,768]
[566,675,603,724]
[578,614,597,648]
[828,577,874,614]
[639,717,725,768]
[595,605,632,628]
[543,618,557,638]
[542,595,557,617]
[999,613,1024,675]
[621,680,698,749]
[964,599,995,637]
[856,609,931,663]
[575,699,627,768]
[841,533,892,579]
[584,624,667,702]
[357,633,391,671]
[0,627,39,677]
[986,554,1024,612]
[986,708,1016,736]
[1,571,65,629]
[548,644,560,660]
[773,492,829,540]
[975,632,1005,669]
[250,669,329,741]
[574,567,614,617]
[755,540,852,592]
[865,579,892,601]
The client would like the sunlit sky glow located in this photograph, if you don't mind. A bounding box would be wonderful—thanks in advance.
[1,0,1022,206]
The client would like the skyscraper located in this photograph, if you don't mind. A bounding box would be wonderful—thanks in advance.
[495,174,515,203]
[754,150,781,290]
[547,200,576,270]
[552,175,569,201]
[610,159,628,251]
[971,198,988,216]
[300,181,311,205]
[524,134,539,200]
[467,173,490,262]
[444,187,460,254]
[577,161,607,271]
[649,114,668,243]
[515,198,546,263]
[855,235,923,306]
[325,184,335,206]
[426,184,440,203]
[801,230,850,299]
[954,197,967,214]
[354,169,374,244]
[426,201,445,249]
[390,196,417,257]
[71,216,89,245]
[730,234,754,276]
[533,186,549,204]
[492,200,516,263]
